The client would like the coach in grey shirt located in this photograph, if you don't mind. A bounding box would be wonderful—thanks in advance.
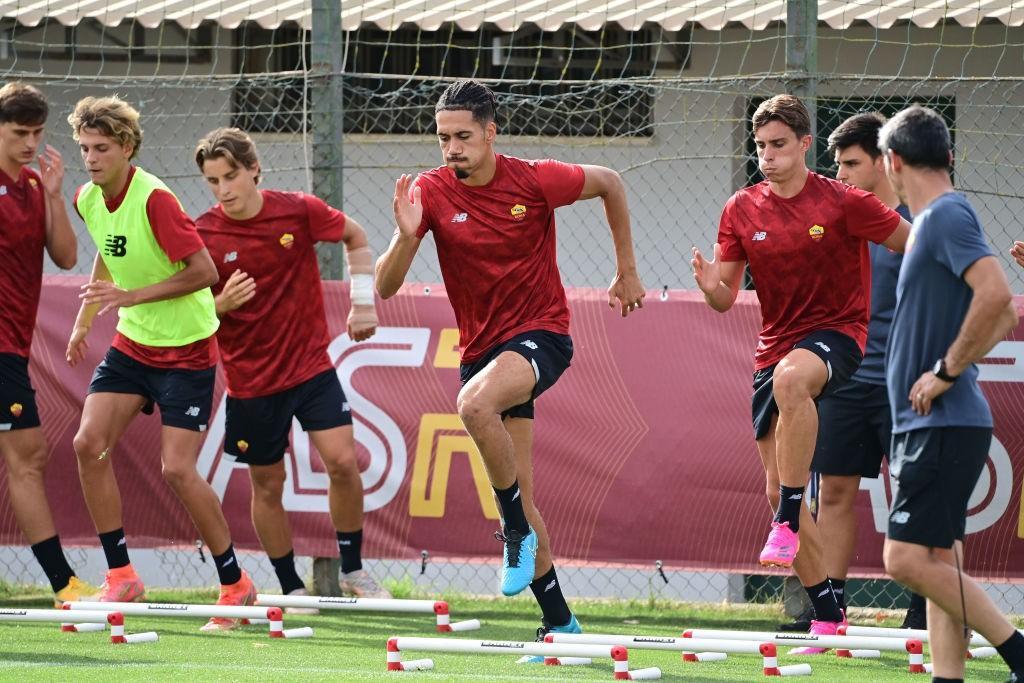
[879,105,1020,683]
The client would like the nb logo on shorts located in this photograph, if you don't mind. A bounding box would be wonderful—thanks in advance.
[342,402,350,412]
[451,213,468,223]
[752,231,767,241]
[520,340,538,350]
[890,511,911,524]
[185,406,200,417]
[815,341,831,353]
[104,235,127,257]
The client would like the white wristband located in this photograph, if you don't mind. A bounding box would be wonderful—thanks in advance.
[351,274,375,306]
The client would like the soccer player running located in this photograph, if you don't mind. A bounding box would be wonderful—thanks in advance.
[691,95,910,651]
[194,127,390,601]
[65,97,255,629]
[813,112,925,629]
[378,80,646,641]
[879,105,1023,683]
[0,83,84,605]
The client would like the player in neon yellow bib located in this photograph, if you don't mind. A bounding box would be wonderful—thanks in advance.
[65,96,256,630]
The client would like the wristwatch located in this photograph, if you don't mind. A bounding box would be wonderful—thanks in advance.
[933,358,959,383]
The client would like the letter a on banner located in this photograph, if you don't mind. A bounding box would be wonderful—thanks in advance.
[410,414,499,519]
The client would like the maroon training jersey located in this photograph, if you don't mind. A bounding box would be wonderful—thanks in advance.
[196,190,345,398]
[0,166,46,357]
[718,172,901,370]
[415,154,585,363]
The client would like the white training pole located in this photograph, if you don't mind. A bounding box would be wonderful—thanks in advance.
[282,627,314,639]
[387,637,662,680]
[257,594,480,632]
[65,602,290,638]
[778,663,813,676]
[682,628,914,651]
[124,632,159,644]
[843,625,999,647]
[0,608,112,625]
[547,632,792,676]
[68,601,270,620]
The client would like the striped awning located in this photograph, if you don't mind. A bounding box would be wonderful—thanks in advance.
[2,0,1022,32]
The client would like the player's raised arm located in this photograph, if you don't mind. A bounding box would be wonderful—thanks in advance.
[38,144,77,269]
[375,174,423,299]
[577,164,645,317]
[692,243,745,312]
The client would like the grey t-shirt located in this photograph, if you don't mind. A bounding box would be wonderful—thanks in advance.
[886,193,995,433]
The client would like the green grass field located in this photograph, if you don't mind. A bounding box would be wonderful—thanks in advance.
[0,585,1014,681]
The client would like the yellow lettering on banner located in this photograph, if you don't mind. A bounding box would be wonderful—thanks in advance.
[410,414,499,519]
[433,328,461,368]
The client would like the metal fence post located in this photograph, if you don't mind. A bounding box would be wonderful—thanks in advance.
[786,0,818,167]
[311,0,345,280]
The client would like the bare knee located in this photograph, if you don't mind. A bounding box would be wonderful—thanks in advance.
[73,429,106,461]
[773,365,813,410]
[819,477,859,509]
[161,459,198,490]
[250,467,286,504]
[457,387,498,429]
[6,445,49,481]
[883,542,919,586]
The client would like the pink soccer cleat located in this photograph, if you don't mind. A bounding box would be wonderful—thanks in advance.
[791,614,846,655]
[758,521,799,568]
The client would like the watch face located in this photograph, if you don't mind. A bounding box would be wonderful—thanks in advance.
[934,359,943,374]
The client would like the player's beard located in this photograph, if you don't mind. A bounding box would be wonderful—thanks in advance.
[454,166,470,180]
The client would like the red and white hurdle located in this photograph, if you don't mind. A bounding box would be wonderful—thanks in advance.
[64,601,310,639]
[841,625,1000,660]
[386,636,662,679]
[546,632,811,676]
[0,608,155,644]
[682,628,927,673]
[256,594,479,632]
[548,634,811,675]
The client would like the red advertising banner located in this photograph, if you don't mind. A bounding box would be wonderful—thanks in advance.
[4,276,1023,578]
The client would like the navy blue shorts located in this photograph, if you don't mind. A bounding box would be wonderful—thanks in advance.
[0,353,40,431]
[459,330,573,420]
[223,369,352,466]
[751,329,863,440]
[887,426,992,548]
[812,379,892,478]
[88,347,214,432]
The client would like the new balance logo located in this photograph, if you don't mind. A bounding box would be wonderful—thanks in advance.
[544,579,557,592]
[223,251,238,263]
[752,231,767,241]
[339,540,352,546]
[815,341,831,353]
[891,511,911,524]
[520,340,538,350]
[185,406,200,417]
[788,493,803,500]
[451,212,468,223]
[342,402,350,412]
[117,537,126,546]
[104,234,127,257]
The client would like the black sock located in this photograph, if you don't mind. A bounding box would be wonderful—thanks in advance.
[909,591,927,613]
[805,579,843,623]
[98,528,130,569]
[30,535,76,592]
[337,530,363,574]
[212,544,242,585]
[829,578,846,612]
[930,678,963,683]
[996,631,1024,672]
[494,481,529,535]
[775,485,804,531]
[529,565,572,627]
[269,550,305,594]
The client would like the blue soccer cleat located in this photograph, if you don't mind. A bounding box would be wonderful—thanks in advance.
[517,613,583,664]
[495,526,538,596]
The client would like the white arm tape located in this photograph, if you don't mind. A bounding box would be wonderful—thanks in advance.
[351,274,375,307]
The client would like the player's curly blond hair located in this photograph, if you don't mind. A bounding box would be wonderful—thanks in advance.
[194,127,261,184]
[67,96,143,159]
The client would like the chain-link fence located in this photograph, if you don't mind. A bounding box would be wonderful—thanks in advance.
[1,1,1023,618]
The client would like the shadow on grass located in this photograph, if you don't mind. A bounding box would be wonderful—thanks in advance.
[0,650,156,666]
